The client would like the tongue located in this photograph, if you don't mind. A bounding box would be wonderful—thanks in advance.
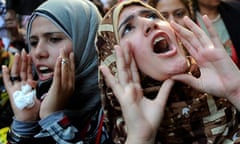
[153,40,169,53]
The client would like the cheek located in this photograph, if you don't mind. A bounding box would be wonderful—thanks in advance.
[29,51,37,64]
[177,19,185,26]
[65,43,73,55]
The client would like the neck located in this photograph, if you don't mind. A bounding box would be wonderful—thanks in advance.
[199,5,219,20]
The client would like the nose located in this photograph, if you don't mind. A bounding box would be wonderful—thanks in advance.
[143,19,157,36]
[168,14,175,23]
[31,41,48,59]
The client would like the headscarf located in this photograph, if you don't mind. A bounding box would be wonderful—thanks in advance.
[27,0,102,120]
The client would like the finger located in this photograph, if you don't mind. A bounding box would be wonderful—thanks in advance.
[202,15,223,49]
[171,21,201,55]
[53,56,62,89]
[183,16,213,50]
[100,65,122,97]
[60,48,69,87]
[129,51,140,83]
[2,65,17,111]
[27,55,33,80]
[100,65,117,87]
[115,45,130,85]
[123,41,131,67]
[175,32,199,58]
[26,55,37,88]
[171,74,201,90]
[11,53,21,77]
[20,49,28,81]
[155,79,174,107]
[150,79,174,126]
[2,65,13,92]
[69,52,75,89]
[122,41,140,83]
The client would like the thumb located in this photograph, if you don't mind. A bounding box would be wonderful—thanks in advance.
[172,74,200,89]
[155,79,174,107]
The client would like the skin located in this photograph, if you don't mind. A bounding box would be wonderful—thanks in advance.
[197,0,221,19]
[2,16,75,121]
[5,10,18,29]
[100,4,240,144]
[29,16,72,81]
[118,5,188,81]
[198,0,221,9]
[155,0,190,26]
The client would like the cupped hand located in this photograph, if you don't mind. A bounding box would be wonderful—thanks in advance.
[170,16,240,110]
[2,50,39,121]
[100,43,174,144]
[39,48,75,119]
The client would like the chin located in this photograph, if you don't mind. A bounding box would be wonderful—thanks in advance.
[167,58,188,75]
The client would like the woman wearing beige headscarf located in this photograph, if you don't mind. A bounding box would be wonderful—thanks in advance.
[97,0,240,143]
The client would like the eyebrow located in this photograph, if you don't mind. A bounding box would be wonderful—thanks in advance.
[118,9,153,32]
[30,31,63,38]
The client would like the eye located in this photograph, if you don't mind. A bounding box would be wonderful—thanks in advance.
[48,37,63,43]
[174,9,187,19]
[146,12,159,20]
[29,39,38,48]
[121,23,135,37]
[160,12,169,20]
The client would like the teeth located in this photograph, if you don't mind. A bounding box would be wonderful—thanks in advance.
[39,66,49,71]
[39,66,51,74]
[154,37,165,45]
[42,73,53,77]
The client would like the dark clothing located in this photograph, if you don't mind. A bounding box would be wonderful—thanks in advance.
[218,0,240,65]
[6,0,46,15]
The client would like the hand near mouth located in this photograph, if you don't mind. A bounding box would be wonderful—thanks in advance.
[100,43,174,144]
[39,48,75,119]
[170,15,240,111]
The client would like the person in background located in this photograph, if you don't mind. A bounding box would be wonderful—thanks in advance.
[97,0,240,143]
[0,0,9,51]
[100,0,118,14]
[4,9,26,54]
[148,0,195,26]
[192,0,240,67]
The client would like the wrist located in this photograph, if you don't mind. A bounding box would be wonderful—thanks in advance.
[125,137,155,144]
[126,132,156,144]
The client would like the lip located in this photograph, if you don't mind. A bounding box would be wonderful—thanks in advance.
[151,31,177,57]
[35,64,54,81]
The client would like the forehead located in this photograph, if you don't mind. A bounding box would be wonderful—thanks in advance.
[119,5,152,24]
[120,5,148,18]
[30,16,61,34]
[156,0,186,11]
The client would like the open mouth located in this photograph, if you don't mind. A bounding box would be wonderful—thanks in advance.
[153,36,170,54]
[37,66,53,80]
